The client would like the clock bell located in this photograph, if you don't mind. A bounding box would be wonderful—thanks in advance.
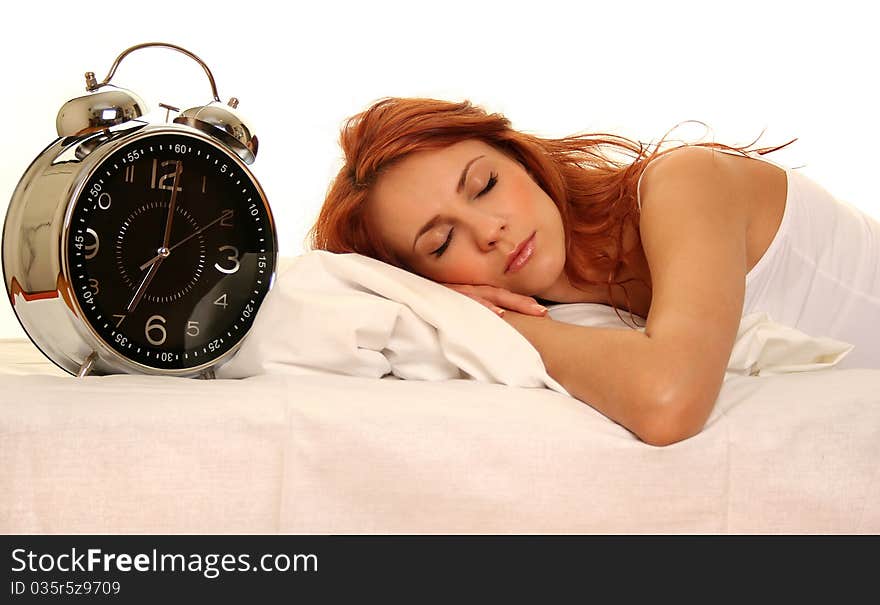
[55,42,258,163]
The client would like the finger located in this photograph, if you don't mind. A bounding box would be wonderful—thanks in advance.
[441,283,544,316]
[511,296,548,316]
[469,295,507,317]
[447,284,546,316]
[479,286,547,316]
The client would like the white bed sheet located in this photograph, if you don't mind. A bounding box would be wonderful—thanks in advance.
[2,338,878,534]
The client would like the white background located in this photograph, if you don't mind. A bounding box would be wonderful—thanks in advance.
[1,0,877,338]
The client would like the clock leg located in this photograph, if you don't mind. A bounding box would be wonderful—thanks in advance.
[77,351,98,378]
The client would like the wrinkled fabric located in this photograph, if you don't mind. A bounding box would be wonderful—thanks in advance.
[216,251,854,387]
[215,251,567,393]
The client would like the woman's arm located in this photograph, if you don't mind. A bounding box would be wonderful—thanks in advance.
[501,312,673,445]
[506,146,751,446]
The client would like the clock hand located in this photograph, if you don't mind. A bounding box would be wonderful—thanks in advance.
[161,162,182,249]
[138,211,229,271]
[127,256,164,313]
[135,163,182,273]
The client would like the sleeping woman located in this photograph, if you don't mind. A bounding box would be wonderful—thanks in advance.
[307,97,880,446]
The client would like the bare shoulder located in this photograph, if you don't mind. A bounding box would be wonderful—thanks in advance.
[639,145,745,206]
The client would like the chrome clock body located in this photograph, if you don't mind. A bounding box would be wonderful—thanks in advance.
[3,120,277,377]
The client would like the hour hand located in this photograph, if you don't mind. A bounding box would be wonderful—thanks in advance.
[139,249,166,272]
[127,257,163,313]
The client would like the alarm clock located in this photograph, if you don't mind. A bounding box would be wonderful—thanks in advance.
[2,42,278,378]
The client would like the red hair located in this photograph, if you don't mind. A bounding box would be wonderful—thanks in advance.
[306,97,796,328]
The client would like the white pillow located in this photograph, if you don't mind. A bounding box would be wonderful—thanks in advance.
[215,251,568,394]
[219,252,853,384]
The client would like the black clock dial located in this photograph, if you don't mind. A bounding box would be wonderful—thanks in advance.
[64,131,276,372]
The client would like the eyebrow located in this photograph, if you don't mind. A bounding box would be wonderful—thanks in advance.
[411,155,485,253]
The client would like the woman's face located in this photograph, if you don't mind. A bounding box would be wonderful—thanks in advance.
[365,139,568,298]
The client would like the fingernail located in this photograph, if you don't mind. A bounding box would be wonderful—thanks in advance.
[496,308,506,317]
[534,305,547,314]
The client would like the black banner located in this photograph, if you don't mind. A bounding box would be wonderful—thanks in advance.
[1,534,875,602]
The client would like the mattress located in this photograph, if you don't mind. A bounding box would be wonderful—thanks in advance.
[2,335,878,534]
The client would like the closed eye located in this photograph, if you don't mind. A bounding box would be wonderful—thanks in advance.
[479,172,498,197]
[431,172,499,258]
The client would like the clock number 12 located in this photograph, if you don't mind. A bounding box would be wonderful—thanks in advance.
[151,160,183,192]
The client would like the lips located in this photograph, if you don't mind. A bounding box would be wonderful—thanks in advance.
[505,231,536,274]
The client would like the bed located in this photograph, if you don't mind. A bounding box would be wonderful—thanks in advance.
[2,252,878,534]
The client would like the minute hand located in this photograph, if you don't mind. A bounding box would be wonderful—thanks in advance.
[139,212,229,271]
[162,163,183,249]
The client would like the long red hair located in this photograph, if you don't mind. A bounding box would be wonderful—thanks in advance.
[306,97,796,328]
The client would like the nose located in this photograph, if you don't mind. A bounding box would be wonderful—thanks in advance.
[470,211,508,253]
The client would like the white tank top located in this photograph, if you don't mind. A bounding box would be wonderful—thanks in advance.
[636,147,880,369]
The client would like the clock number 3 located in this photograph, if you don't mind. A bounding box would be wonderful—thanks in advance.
[215,245,240,274]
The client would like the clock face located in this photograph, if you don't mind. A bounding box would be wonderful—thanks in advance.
[64,130,276,373]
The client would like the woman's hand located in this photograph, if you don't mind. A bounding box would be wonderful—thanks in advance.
[440,283,548,317]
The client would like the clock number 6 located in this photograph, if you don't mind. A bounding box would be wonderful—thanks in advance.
[215,245,240,274]
[145,314,167,346]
